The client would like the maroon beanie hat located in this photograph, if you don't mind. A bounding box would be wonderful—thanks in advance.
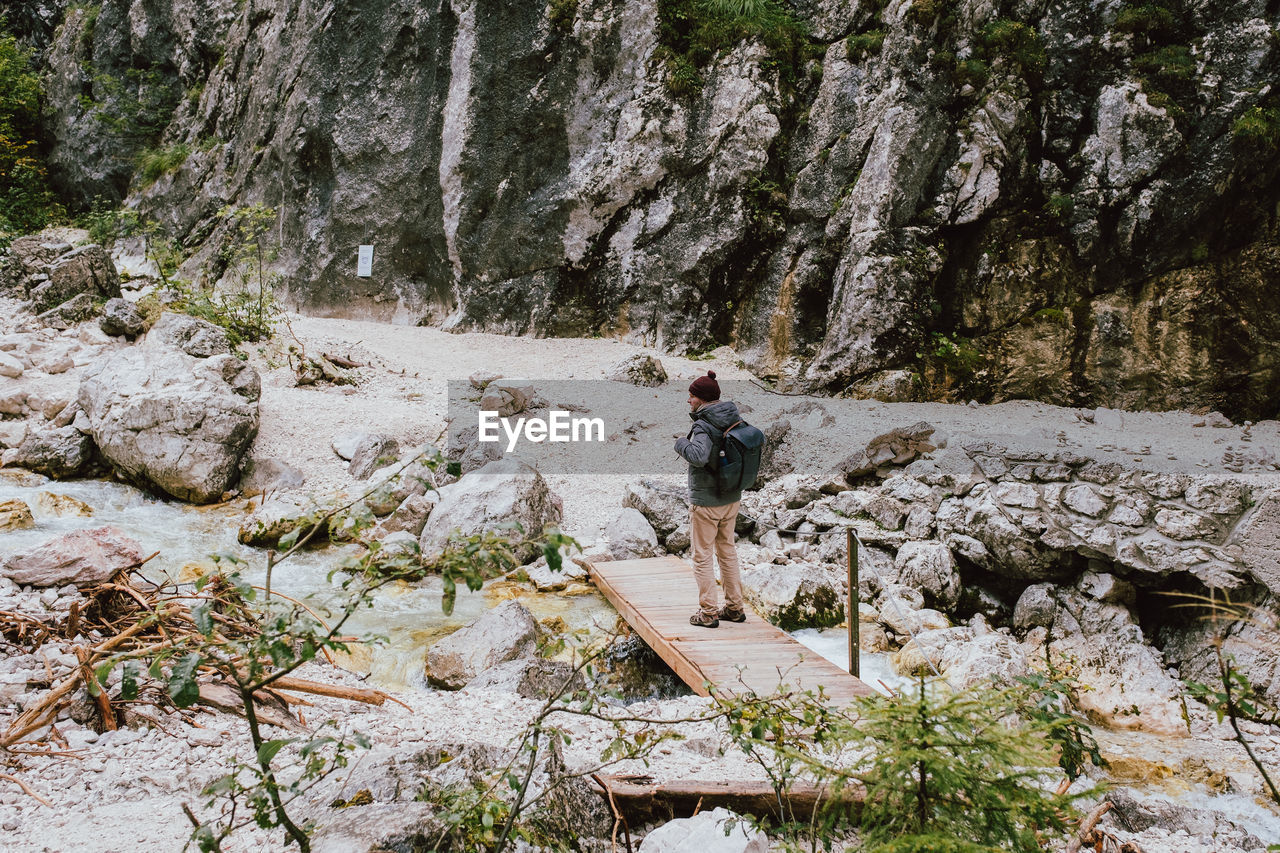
[688,370,720,402]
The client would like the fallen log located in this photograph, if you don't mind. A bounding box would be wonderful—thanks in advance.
[587,774,863,824]
[269,676,392,707]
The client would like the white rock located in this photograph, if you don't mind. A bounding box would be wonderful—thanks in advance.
[0,351,24,378]
[639,807,766,853]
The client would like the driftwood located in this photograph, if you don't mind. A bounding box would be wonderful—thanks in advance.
[197,682,306,732]
[587,774,863,824]
[322,352,361,369]
[1064,801,1115,853]
[270,676,397,707]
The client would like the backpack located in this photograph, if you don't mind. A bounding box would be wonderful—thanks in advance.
[715,419,766,494]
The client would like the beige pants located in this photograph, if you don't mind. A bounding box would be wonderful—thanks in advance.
[691,502,743,617]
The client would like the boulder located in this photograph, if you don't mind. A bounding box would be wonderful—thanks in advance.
[445,423,505,475]
[78,314,260,503]
[0,499,35,533]
[0,351,23,378]
[638,807,767,853]
[143,312,231,357]
[238,495,327,547]
[330,430,366,460]
[754,418,793,485]
[419,458,561,563]
[238,458,306,495]
[468,370,501,389]
[36,292,98,329]
[348,433,400,480]
[1227,487,1280,595]
[1012,583,1057,630]
[373,492,437,538]
[741,562,844,630]
[426,600,540,689]
[939,631,1030,688]
[604,507,661,560]
[825,422,937,490]
[99,298,146,339]
[32,492,94,517]
[9,425,94,479]
[463,658,583,700]
[622,479,688,536]
[479,382,535,417]
[606,353,668,387]
[1049,591,1187,736]
[849,368,916,402]
[28,244,120,313]
[894,540,960,609]
[523,553,588,591]
[2,526,144,586]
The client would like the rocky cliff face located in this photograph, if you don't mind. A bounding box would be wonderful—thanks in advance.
[26,0,1280,416]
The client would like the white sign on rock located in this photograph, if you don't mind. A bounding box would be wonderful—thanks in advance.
[357,245,374,277]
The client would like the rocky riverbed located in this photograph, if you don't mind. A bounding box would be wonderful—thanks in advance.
[1,233,1279,851]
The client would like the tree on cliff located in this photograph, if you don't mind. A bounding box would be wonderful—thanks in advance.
[0,18,61,242]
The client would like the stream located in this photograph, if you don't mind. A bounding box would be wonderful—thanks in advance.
[4,472,1279,845]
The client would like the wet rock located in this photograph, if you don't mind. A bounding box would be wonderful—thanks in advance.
[623,479,688,537]
[2,526,144,586]
[237,495,327,547]
[0,499,35,533]
[639,807,767,853]
[373,492,438,538]
[419,458,561,563]
[523,553,588,591]
[606,353,667,387]
[596,634,691,701]
[78,314,260,503]
[894,540,960,609]
[741,562,843,630]
[98,298,145,339]
[348,434,400,480]
[426,599,540,689]
[9,425,93,479]
[604,507,661,559]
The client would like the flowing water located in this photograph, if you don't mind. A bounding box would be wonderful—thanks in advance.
[0,473,617,690]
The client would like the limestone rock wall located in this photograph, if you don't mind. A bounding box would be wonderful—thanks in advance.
[27,0,1280,416]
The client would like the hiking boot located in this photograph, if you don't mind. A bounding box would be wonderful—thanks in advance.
[718,606,747,623]
[689,611,719,628]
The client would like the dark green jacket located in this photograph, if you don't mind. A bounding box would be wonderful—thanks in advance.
[673,399,743,507]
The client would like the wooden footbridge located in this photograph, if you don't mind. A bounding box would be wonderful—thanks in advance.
[583,556,873,705]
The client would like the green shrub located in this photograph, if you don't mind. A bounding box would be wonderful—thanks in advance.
[136,143,190,187]
[1231,105,1280,153]
[547,0,577,32]
[846,28,885,61]
[656,0,806,96]
[1114,2,1181,43]
[1044,193,1074,221]
[0,21,63,242]
[980,19,1045,84]
[80,197,142,246]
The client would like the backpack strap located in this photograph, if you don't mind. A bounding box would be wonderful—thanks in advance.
[722,420,743,438]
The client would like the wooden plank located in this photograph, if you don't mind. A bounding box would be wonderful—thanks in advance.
[585,557,873,704]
